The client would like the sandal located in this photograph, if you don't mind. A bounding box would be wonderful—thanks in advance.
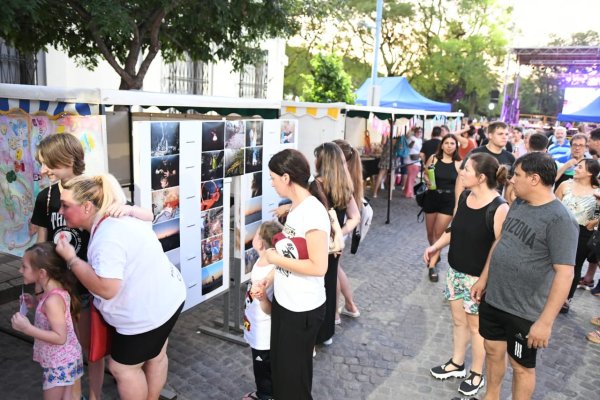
[428,266,439,282]
[586,329,600,344]
[591,317,600,327]
[242,392,260,400]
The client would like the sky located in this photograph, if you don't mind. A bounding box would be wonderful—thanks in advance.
[510,0,599,47]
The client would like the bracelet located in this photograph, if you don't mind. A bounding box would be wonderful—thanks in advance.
[67,256,80,271]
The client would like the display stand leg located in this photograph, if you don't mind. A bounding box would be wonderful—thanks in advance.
[199,258,247,346]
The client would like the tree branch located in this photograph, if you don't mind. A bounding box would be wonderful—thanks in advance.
[65,0,134,87]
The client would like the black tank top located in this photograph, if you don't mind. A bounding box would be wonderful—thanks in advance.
[447,196,496,276]
[434,160,458,191]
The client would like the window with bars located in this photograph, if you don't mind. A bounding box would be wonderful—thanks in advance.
[0,38,37,85]
[239,50,268,99]
[162,55,209,95]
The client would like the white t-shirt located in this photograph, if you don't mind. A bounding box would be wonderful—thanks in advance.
[243,260,275,350]
[88,217,186,335]
[274,196,329,312]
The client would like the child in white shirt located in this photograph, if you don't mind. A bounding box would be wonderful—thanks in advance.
[242,221,282,400]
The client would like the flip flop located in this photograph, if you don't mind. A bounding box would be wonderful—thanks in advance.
[242,392,260,400]
[340,307,360,318]
[591,317,600,327]
[586,329,600,344]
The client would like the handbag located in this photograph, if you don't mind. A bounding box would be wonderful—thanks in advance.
[328,208,344,255]
[350,198,374,255]
[414,161,427,208]
[88,302,114,362]
[588,229,600,257]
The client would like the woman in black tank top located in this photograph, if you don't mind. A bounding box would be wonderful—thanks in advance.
[423,134,462,281]
[422,153,509,397]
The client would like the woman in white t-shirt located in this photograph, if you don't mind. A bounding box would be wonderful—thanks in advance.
[265,149,330,400]
[55,173,186,400]
[403,127,423,198]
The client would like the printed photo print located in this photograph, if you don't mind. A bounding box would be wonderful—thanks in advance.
[280,120,296,144]
[202,234,224,267]
[152,187,180,224]
[151,155,179,190]
[244,196,262,226]
[202,260,224,295]
[202,121,225,152]
[201,179,223,211]
[153,218,180,253]
[244,248,259,275]
[224,148,244,177]
[245,172,262,198]
[201,207,224,240]
[151,122,180,156]
[245,147,263,174]
[225,120,246,150]
[201,151,224,181]
[245,120,264,147]
[244,221,261,251]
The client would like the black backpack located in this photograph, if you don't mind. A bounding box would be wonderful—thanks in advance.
[458,190,507,234]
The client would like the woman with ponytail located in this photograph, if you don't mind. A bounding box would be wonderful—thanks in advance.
[54,173,186,400]
[264,149,331,400]
[423,153,509,397]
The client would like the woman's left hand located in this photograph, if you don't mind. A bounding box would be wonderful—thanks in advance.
[106,203,133,218]
[55,234,76,262]
[585,219,599,231]
[11,312,31,333]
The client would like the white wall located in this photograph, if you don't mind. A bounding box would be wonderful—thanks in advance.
[43,38,286,100]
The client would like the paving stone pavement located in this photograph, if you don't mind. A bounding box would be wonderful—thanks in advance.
[1,194,599,399]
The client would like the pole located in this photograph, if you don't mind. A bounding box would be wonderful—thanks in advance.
[369,0,384,106]
[385,118,397,224]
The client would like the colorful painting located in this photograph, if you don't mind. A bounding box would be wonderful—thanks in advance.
[0,113,107,256]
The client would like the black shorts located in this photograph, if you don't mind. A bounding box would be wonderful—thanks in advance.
[479,299,537,368]
[111,302,184,365]
[422,190,454,216]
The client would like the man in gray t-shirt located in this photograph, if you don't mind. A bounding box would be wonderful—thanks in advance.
[471,152,577,400]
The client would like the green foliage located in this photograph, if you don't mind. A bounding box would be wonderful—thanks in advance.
[301,53,356,104]
[2,0,314,89]
[284,45,370,99]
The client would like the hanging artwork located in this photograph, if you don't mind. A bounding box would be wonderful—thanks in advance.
[0,112,108,256]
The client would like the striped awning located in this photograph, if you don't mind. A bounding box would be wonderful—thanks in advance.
[0,98,99,116]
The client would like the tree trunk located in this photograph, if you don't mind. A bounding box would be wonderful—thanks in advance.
[119,77,143,90]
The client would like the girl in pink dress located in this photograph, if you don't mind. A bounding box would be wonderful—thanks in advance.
[11,242,83,400]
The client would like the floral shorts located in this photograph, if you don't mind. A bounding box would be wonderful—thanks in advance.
[42,358,84,390]
[444,266,480,315]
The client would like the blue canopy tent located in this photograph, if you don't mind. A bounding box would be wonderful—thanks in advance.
[355,77,452,112]
[557,95,600,122]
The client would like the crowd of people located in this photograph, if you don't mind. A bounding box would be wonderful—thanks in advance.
[8,121,600,400]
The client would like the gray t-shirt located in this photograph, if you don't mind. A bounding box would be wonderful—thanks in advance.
[485,198,578,322]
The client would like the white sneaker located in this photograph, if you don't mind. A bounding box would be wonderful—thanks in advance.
[323,338,333,346]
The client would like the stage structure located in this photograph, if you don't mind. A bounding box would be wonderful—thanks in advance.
[502,46,600,124]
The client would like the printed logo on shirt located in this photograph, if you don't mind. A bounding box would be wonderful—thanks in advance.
[276,266,291,277]
[282,225,296,238]
[503,216,536,249]
[52,227,83,254]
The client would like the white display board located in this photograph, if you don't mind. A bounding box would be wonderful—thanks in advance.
[238,119,298,282]
[133,120,231,311]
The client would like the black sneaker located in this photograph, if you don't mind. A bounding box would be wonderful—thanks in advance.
[430,358,466,380]
[458,370,485,396]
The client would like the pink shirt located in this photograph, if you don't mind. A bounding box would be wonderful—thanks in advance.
[33,288,82,368]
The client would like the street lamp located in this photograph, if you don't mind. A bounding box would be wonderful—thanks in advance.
[368,0,383,107]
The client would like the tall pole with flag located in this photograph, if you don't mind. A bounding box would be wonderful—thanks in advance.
[368,0,384,107]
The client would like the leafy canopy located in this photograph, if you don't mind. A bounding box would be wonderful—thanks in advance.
[301,53,356,104]
[2,0,315,89]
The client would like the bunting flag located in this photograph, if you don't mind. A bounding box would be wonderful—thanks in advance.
[283,105,342,121]
[0,98,99,116]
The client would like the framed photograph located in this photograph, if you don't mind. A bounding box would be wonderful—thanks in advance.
[202,121,225,151]
[201,151,224,181]
[202,260,224,295]
[151,155,179,190]
[201,234,224,267]
[244,146,263,174]
[245,120,264,147]
[151,122,180,156]
[152,218,180,253]
[201,179,224,211]
[225,120,245,149]
[224,148,245,177]
[151,187,180,224]
[201,207,224,239]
